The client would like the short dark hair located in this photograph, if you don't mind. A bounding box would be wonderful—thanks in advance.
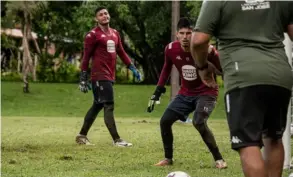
[177,17,192,30]
[95,6,107,15]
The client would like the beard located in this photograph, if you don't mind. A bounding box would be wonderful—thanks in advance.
[182,43,189,48]
[99,17,110,26]
[99,21,109,26]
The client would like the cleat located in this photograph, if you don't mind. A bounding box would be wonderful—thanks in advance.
[113,139,132,147]
[154,158,173,166]
[215,159,227,169]
[75,134,95,145]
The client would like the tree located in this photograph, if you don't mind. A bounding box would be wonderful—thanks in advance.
[5,1,47,93]
[32,1,83,58]
[3,1,203,85]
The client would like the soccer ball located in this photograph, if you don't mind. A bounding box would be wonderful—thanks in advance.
[166,171,191,177]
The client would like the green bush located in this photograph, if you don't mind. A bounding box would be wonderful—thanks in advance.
[1,72,22,82]
[116,67,133,84]
[2,53,142,84]
[36,54,80,83]
[54,61,80,83]
[36,53,55,82]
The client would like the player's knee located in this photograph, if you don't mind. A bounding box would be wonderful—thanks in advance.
[263,129,284,141]
[160,109,180,127]
[160,113,170,126]
[104,103,114,112]
[193,112,208,132]
[194,122,208,135]
[89,103,103,114]
[263,137,283,147]
[92,102,103,110]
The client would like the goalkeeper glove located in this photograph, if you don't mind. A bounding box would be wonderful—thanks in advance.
[147,86,166,113]
[128,64,141,82]
[79,71,91,93]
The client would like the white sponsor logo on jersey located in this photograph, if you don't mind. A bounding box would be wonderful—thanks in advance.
[176,56,182,60]
[107,40,115,53]
[182,65,197,81]
[241,0,270,11]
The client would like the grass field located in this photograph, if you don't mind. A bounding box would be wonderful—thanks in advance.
[1,81,292,177]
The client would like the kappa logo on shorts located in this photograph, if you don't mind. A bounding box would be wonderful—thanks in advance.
[231,136,242,144]
[203,106,209,112]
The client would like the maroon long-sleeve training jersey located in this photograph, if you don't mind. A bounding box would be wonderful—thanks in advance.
[157,41,222,96]
[81,27,132,81]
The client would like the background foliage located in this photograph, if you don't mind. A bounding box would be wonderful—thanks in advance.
[1,1,204,84]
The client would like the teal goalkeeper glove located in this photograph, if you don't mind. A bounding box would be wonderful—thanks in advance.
[128,64,141,82]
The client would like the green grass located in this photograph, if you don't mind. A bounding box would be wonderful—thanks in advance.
[2,117,235,177]
[1,81,292,177]
[1,82,226,118]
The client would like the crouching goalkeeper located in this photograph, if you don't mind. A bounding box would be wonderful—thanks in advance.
[147,17,227,169]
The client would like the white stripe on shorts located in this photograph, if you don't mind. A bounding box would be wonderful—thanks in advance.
[226,94,230,113]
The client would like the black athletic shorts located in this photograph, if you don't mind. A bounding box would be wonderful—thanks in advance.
[91,80,114,104]
[225,85,291,150]
[167,94,217,124]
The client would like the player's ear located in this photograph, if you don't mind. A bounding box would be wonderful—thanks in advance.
[94,17,98,23]
[176,32,179,40]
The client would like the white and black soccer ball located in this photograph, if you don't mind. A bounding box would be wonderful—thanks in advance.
[166,171,191,177]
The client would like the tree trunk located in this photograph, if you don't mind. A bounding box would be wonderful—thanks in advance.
[22,11,34,93]
[30,27,40,82]
[33,54,38,81]
[17,51,21,74]
[32,37,41,54]
[25,13,37,82]
[170,1,180,100]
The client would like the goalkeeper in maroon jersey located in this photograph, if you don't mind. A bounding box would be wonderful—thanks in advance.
[148,17,227,168]
[76,7,141,147]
